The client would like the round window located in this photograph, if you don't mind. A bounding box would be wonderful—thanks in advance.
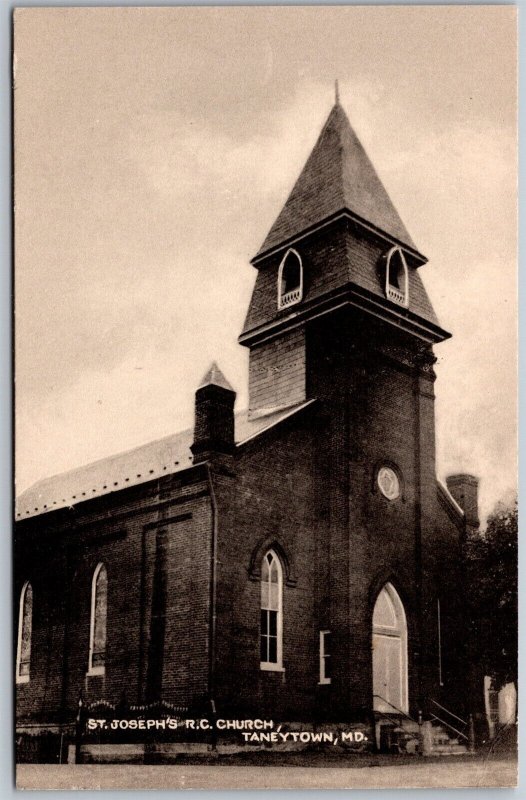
[377,467,400,500]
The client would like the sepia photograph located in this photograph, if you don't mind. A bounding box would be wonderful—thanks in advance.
[13,5,517,790]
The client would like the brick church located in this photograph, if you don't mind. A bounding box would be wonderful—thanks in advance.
[15,97,481,754]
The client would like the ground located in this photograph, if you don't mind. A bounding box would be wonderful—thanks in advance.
[17,753,517,790]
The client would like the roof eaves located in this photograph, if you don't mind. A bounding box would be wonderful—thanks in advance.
[437,479,465,519]
[15,460,203,522]
[236,399,317,446]
[251,209,427,267]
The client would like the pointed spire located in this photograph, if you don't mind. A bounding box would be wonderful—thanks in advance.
[198,361,234,392]
[335,79,340,105]
[254,101,419,259]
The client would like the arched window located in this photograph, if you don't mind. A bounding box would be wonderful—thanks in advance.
[278,249,303,309]
[88,563,108,675]
[16,581,33,683]
[260,550,283,670]
[384,246,409,307]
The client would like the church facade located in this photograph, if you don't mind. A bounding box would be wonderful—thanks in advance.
[15,99,481,755]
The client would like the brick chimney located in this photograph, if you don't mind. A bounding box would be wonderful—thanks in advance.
[191,362,236,464]
[446,474,480,529]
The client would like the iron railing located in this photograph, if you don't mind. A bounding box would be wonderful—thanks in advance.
[429,698,469,741]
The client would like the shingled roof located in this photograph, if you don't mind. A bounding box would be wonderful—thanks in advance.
[16,400,315,520]
[255,101,419,259]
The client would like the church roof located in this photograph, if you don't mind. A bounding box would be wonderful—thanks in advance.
[16,400,314,520]
[198,362,234,392]
[255,101,419,259]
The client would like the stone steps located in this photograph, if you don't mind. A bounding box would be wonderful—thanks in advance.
[376,716,472,756]
[430,723,469,755]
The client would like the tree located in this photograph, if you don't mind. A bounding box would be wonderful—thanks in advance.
[465,497,517,691]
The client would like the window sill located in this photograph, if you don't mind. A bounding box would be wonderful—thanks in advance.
[318,679,331,685]
[16,674,29,684]
[278,289,302,310]
[260,663,285,673]
[386,286,408,308]
[86,666,105,677]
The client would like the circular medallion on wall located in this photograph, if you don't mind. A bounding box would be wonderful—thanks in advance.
[377,466,400,500]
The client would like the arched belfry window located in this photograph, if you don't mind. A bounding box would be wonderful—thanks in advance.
[88,563,108,675]
[385,246,409,307]
[16,581,33,683]
[260,550,283,670]
[278,249,303,309]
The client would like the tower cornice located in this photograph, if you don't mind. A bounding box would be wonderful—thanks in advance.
[239,282,450,349]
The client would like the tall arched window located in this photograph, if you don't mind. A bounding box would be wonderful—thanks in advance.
[260,550,283,670]
[384,246,409,307]
[88,563,108,675]
[16,581,33,684]
[278,249,303,309]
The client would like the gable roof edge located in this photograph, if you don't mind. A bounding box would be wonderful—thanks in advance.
[236,399,317,446]
[437,478,465,527]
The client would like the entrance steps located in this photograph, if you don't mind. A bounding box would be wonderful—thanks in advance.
[427,723,470,756]
[375,715,472,756]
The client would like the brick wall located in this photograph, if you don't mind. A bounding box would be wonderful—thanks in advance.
[15,469,213,725]
[210,299,466,722]
[305,304,466,718]
[15,534,69,723]
[212,407,326,720]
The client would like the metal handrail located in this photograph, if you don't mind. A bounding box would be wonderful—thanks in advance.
[373,694,417,724]
[430,698,467,727]
[430,713,468,741]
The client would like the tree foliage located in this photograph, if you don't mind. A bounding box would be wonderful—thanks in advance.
[465,497,517,691]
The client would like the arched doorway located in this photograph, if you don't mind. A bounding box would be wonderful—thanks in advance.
[372,583,408,714]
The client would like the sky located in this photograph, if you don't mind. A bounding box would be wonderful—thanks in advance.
[14,6,517,522]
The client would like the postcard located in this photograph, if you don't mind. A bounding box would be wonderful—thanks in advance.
[14,6,517,790]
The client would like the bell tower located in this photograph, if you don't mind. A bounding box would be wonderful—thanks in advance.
[239,97,456,715]
[239,97,450,417]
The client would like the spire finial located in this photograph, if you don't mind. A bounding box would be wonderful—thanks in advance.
[335,79,340,105]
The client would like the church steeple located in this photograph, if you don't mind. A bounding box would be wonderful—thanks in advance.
[240,98,449,417]
[254,100,420,261]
